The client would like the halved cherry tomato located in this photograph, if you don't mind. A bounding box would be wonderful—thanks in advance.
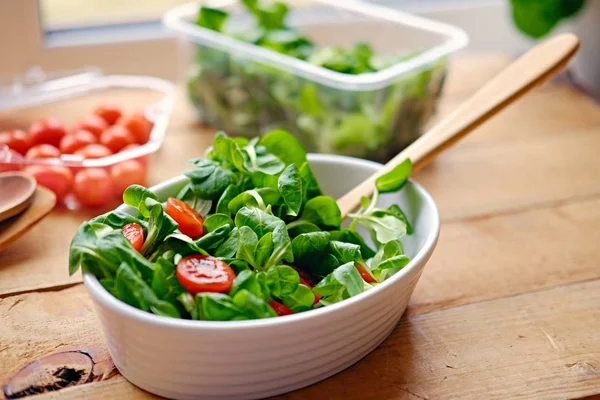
[59,129,97,154]
[94,104,122,125]
[25,144,61,159]
[100,125,136,153]
[29,119,66,147]
[356,265,377,284]
[25,165,73,203]
[75,144,113,159]
[2,129,33,155]
[110,160,147,195]
[119,113,152,144]
[268,301,294,316]
[166,197,205,238]
[122,223,144,252]
[73,168,114,208]
[176,255,235,294]
[74,115,108,138]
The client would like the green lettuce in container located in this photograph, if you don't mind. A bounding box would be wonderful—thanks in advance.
[165,0,467,162]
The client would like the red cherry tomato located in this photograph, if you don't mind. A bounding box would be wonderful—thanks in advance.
[75,144,113,159]
[1,129,33,155]
[166,197,205,238]
[73,168,114,208]
[74,115,109,138]
[25,144,61,159]
[268,301,294,316]
[356,265,377,284]
[25,165,73,203]
[119,113,152,144]
[0,149,23,173]
[94,104,122,125]
[120,143,149,167]
[100,125,136,153]
[122,223,144,252]
[29,119,66,147]
[59,129,97,154]
[176,255,235,294]
[110,160,147,195]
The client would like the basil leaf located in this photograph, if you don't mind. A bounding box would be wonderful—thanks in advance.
[232,289,277,318]
[278,164,303,216]
[291,231,331,257]
[214,227,238,258]
[259,129,307,167]
[282,284,314,312]
[186,159,236,200]
[297,196,341,230]
[203,213,234,233]
[115,262,180,318]
[228,188,280,214]
[122,185,159,218]
[196,6,229,32]
[254,232,274,269]
[329,229,376,259]
[90,210,148,232]
[197,292,244,321]
[216,184,240,215]
[266,265,299,298]
[314,262,364,301]
[235,206,286,238]
[264,223,294,268]
[299,162,322,201]
[230,269,264,298]
[237,226,259,268]
[375,158,412,194]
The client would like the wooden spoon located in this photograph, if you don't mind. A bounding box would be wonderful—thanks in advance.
[0,184,56,252]
[0,172,37,223]
[337,33,580,217]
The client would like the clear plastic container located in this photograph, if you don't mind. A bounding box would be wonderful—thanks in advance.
[0,67,174,209]
[163,0,468,162]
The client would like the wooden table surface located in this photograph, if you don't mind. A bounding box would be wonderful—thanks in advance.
[2,53,600,400]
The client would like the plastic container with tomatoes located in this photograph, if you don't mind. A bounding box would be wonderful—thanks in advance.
[0,67,174,210]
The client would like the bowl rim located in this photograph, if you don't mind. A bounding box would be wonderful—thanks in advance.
[83,153,440,330]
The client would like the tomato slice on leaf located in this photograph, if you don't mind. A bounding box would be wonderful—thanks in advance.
[268,301,294,316]
[122,223,144,252]
[356,265,377,284]
[166,197,205,238]
[176,255,235,294]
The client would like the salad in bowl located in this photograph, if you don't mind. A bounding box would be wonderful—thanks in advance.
[69,130,414,320]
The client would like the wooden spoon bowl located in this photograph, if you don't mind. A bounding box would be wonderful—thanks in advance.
[0,172,37,223]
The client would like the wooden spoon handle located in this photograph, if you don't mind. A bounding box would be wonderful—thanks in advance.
[337,33,580,217]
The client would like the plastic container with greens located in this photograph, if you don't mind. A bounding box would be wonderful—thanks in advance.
[163,0,468,162]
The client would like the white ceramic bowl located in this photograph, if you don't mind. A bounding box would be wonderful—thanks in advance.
[83,154,440,400]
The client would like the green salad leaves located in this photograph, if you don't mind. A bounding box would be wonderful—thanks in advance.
[69,130,413,321]
[187,0,446,161]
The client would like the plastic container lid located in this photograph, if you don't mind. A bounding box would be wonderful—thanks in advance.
[0,67,174,168]
[163,0,469,91]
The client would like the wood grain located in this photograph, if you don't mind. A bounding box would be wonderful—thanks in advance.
[410,196,600,315]
[417,126,600,221]
[3,280,600,400]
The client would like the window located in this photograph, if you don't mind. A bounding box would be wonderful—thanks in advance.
[0,1,512,82]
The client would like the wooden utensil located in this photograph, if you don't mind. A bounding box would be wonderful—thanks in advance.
[337,33,580,217]
[0,172,37,223]
[0,185,56,251]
